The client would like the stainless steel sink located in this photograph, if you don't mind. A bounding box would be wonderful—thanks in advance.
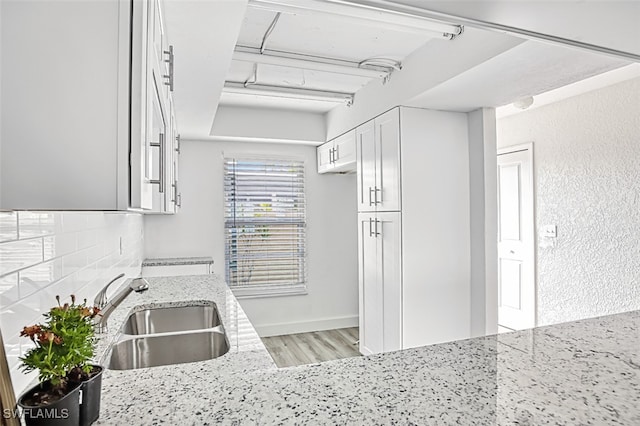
[122,304,222,335]
[107,330,230,370]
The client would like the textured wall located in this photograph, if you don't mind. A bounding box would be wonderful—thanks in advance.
[497,77,640,326]
[0,211,143,395]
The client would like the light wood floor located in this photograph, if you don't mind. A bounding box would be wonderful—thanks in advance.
[262,327,361,368]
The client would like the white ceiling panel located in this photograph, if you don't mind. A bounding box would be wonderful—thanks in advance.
[237,7,434,62]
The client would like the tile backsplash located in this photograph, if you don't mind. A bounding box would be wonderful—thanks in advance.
[0,211,143,396]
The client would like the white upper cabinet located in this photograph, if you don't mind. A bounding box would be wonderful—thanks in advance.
[0,0,177,212]
[356,109,401,212]
[316,130,356,174]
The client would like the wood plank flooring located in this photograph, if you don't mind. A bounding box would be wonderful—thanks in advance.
[262,327,361,368]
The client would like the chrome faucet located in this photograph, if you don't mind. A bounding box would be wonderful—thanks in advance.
[93,275,150,334]
[94,273,126,309]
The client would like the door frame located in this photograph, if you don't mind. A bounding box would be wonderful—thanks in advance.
[497,142,536,329]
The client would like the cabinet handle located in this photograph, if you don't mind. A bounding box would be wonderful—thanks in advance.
[175,180,181,207]
[149,133,165,193]
[163,45,174,92]
[373,186,382,205]
[375,219,381,237]
[368,187,375,206]
[175,134,181,154]
[334,145,339,162]
[368,218,373,237]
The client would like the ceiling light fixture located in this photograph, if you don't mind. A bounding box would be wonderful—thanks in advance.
[233,48,390,79]
[248,0,463,39]
[224,82,354,105]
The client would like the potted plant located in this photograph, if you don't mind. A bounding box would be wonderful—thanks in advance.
[17,295,103,426]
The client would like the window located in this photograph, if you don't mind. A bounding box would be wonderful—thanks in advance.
[224,157,307,297]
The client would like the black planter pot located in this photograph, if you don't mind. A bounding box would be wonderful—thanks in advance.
[17,381,81,426]
[79,365,103,426]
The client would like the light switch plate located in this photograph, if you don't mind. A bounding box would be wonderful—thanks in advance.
[542,225,557,238]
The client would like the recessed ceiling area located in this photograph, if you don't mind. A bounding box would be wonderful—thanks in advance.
[220,0,463,113]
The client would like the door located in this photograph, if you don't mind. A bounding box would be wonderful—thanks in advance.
[356,120,376,212]
[333,129,356,172]
[375,108,401,212]
[378,211,402,352]
[497,145,535,330]
[358,213,382,355]
[316,141,334,174]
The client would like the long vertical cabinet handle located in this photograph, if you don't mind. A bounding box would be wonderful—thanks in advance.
[374,219,381,237]
[368,218,374,237]
[334,145,339,162]
[369,187,375,206]
[375,187,382,204]
[163,45,175,92]
[149,133,165,193]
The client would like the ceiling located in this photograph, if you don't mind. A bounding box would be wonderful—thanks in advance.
[220,0,461,113]
[163,0,637,141]
[405,40,630,112]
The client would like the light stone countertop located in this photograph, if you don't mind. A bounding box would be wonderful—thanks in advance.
[95,275,640,425]
[141,257,214,267]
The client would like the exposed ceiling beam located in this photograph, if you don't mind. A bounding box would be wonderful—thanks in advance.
[224,82,354,105]
[248,0,463,39]
[233,46,391,79]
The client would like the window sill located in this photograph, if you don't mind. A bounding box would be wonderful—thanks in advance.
[230,284,308,299]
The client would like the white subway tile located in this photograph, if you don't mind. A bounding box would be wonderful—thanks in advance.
[62,212,89,232]
[17,212,62,239]
[0,212,18,243]
[76,229,97,250]
[62,250,88,277]
[0,273,19,308]
[4,336,21,373]
[0,302,41,343]
[43,233,77,261]
[18,259,64,299]
[0,239,43,276]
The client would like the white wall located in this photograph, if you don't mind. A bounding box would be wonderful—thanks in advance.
[467,108,498,336]
[497,77,640,326]
[144,140,359,336]
[0,211,143,395]
[210,105,326,143]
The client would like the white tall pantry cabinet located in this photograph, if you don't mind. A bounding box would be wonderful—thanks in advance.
[357,107,471,355]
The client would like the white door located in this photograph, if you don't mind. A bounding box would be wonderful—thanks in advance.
[358,213,382,355]
[332,129,356,172]
[378,211,402,352]
[316,141,334,174]
[375,108,401,212]
[356,120,376,212]
[497,145,535,330]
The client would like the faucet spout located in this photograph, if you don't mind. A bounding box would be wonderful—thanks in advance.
[94,273,125,309]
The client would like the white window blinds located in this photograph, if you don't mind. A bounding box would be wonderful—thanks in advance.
[224,158,307,294]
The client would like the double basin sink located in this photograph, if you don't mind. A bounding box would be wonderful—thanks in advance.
[107,302,230,370]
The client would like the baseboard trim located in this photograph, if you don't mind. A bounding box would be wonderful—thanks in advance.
[256,315,359,337]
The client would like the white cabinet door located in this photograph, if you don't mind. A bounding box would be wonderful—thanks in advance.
[375,109,401,212]
[316,142,334,174]
[332,130,356,173]
[358,212,402,355]
[356,120,376,212]
[358,213,383,355]
[148,75,168,213]
[378,211,402,352]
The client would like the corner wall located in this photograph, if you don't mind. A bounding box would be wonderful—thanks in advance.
[497,77,640,326]
[143,140,359,336]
